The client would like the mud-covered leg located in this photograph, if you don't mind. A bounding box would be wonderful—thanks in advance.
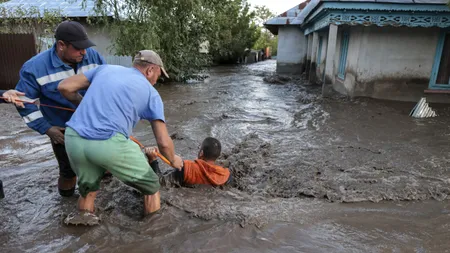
[144,191,161,215]
[78,191,98,212]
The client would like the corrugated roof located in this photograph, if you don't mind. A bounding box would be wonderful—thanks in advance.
[265,0,310,26]
[320,0,447,3]
[0,0,113,18]
[265,0,450,33]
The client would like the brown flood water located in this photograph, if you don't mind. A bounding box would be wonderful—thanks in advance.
[1,60,450,252]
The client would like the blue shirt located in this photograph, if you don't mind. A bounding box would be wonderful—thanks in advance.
[0,90,5,103]
[15,44,106,134]
[66,65,165,140]
[0,90,6,104]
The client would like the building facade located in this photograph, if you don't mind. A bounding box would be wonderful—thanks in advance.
[266,0,450,102]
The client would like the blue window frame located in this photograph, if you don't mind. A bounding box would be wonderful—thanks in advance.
[317,36,323,65]
[338,32,349,80]
[429,30,450,90]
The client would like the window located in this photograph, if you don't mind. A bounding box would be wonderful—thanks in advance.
[317,36,323,65]
[338,32,350,80]
[430,31,450,89]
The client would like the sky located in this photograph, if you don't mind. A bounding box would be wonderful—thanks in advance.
[247,0,305,15]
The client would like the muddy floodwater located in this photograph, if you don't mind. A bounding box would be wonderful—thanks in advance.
[1,60,450,252]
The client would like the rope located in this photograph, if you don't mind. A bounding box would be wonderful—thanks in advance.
[130,136,173,166]
[0,97,76,112]
[1,96,174,167]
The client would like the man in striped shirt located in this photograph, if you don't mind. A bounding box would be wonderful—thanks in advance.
[15,21,106,197]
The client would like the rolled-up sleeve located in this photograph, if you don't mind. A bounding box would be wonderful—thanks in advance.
[142,91,165,122]
[15,68,52,135]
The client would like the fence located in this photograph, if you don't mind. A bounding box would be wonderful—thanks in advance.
[104,55,133,67]
[0,35,132,90]
[0,33,36,90]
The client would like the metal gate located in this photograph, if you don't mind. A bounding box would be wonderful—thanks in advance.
[0,33,36,90]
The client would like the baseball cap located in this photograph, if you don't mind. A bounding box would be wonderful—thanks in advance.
[134,50,169,78]
[55,21,96,49]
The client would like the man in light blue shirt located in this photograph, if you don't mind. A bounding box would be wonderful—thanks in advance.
[58,50,182,220]
[66,64,165,140]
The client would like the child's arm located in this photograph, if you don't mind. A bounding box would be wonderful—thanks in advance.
[144,147,158,162]
[145,147,162,175]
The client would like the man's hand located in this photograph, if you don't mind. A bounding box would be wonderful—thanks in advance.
[2,90,25,108]
[58,74,90,106]
[46,126,65,145]
[172,155,183,170]
[144,147,159,162]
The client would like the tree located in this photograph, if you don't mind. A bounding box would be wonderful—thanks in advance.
[207,0,260,64]
[253,5,275,26]
[252,5,278,56]
[88,0,260,80]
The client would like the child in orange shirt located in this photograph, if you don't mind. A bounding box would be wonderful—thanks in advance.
[145,137,231,187]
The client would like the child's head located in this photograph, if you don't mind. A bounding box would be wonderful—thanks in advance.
[198,137,221,161]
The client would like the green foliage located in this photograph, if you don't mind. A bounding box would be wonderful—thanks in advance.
[0,6,63,52]
[207,1,260,64]
[252,5,278,56]
[88,0,261,81]
[253,5,275,26]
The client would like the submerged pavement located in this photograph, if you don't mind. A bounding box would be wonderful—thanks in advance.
[1,60,450,252]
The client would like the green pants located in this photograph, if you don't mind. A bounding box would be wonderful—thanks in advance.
[65,127,160,197]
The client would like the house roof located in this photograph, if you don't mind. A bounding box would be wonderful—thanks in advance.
[0,0,113,18]
[319,0,447,3]
[265,1,309,27]
[265,0,450,34]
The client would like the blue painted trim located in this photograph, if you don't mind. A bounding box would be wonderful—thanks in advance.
[338,32,349,80]
[304,2,450,26]
[429,28,450,90]
[317,36,323,65]
[304,10,450,35]
[322,3,450,13]
[429,30,447,88]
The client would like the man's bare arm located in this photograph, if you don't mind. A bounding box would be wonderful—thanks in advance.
[150,120,182,169]
[58,74,90,106]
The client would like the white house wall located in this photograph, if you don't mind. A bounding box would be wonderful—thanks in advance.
[328,26,440,101]
[341,26,364,96]
[315,31,328,83]
[276,26,307,74]
[332,27,347,95]
[83,24,115,56]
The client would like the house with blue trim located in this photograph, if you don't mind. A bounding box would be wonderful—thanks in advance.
[265,0,450,102]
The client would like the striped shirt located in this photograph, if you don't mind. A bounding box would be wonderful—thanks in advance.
[15,44,106,134]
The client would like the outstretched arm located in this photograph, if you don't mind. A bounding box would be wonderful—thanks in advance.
[1,90,25,107]
[151,120,183,169]
[58,73,90,106]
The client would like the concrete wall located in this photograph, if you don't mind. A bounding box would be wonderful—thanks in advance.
[276,26,307,74]
[315,31,328,83]
[82,22,115,56]
[329,26,440,102]
[331,26,347,95]
[305,34,313,77]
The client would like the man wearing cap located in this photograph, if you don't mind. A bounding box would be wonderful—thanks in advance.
[15,21,106,197]
[58,50,182,219]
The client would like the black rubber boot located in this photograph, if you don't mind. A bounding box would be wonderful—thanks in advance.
[58,176,77,197]
[58,187,76,197]
[0,180,4,199]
